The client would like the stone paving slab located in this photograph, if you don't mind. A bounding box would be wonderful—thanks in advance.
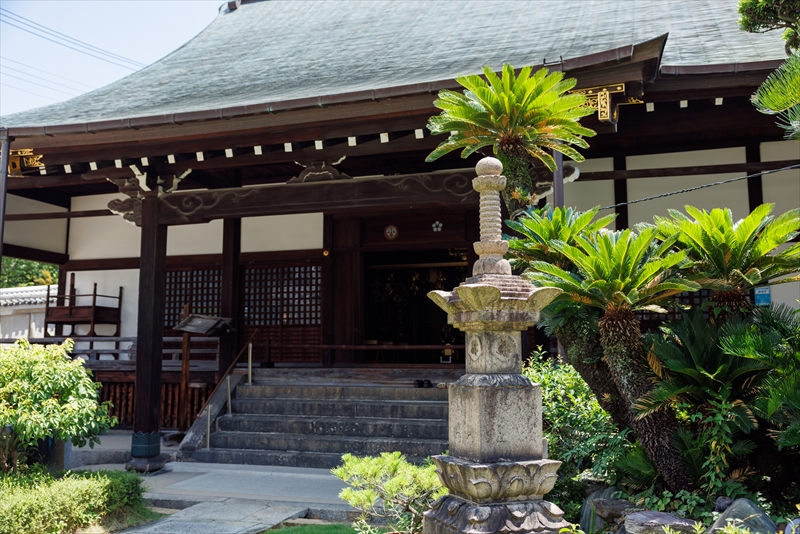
[121,499,307,534]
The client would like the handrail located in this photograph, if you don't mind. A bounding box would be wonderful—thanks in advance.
[196,329,259,418]
[47,293,122,301]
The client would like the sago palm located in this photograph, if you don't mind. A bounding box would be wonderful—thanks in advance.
[525,228,699,491]
[721,305,800,448]
[506,205,630,429]
[635,308,768,433]
[649,204,800,314]
[506,204,616,270]
[752,51,800,140]
[426,64,596,215]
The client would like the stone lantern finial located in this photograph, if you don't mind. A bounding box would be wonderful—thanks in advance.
[472,157,512,276]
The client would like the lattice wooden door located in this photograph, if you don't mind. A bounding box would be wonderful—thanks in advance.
[244,264,323,364]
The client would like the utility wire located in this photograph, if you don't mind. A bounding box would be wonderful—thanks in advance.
[0,18,139,71]
[0,71,80,96]
[0,9,145,68]
[599,163,800,211]
[0,56,96,89]
[1,64,86,93]
[1,82,59,102]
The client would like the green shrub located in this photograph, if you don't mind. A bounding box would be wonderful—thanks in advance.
[0,467,144,534]
[332,452,447,534]
[0,339,116,473]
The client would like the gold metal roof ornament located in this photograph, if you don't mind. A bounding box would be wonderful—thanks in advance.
[8,149,44,177]
[570,83,644,124]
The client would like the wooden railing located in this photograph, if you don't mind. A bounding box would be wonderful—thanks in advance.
[0,336,219,362]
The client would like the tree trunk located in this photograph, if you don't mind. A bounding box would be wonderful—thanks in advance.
[554,316,631,431]
[599,308,692,492]
[497,149,532,216]
[710,289,752,323]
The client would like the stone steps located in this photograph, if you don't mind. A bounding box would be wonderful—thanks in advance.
[217,413,447,439]
[231,396,448,419]
[180,368,460,469]
[210,431,447,457]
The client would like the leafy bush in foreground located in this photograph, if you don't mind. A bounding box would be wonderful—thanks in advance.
[0,467,144,534]
[332,452,447,534]
[0,339,116,473]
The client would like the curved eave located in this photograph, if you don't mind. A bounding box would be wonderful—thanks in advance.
[6,37,668,140]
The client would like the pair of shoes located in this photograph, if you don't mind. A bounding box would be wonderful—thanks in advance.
[413,379,433,388]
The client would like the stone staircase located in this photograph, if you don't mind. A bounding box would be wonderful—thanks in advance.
[183,368,463,469]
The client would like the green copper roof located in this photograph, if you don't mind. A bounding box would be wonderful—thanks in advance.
[1,0,787,128]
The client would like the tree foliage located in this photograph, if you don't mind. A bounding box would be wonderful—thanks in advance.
[738,0,800,54]
[0,257,58,288]
[426,64,595,214]
[752,51,800,140]
[0,340,115,473]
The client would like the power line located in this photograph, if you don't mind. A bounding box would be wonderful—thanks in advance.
[1,64,87,94]
[0,71,80,96]
[0,8,145,68]
[0,56,96,89]
[599,163,800,211]
[0,18,138,71]
[1,82,59,102]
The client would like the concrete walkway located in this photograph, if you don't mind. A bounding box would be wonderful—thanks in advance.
[72,431,355,534]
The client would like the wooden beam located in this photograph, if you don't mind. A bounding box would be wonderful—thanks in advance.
[158,170,479,225]
[5,209,111,221]
[578,160,799,181]
[131,194,167,462]
[7,174,106,190]
[2,243,68,264]
[64,249,326,272]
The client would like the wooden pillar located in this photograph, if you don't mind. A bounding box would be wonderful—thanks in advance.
[321,215,334,367]
[613,156,629,230]
[128,194,168,470]
[746,143,763,212]
[218,217,242,378]
[0,129,12,267]
[552,150,564,208]
[333,217,361,364]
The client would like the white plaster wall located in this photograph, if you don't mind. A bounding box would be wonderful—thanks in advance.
[761,141,800,218]
[760,142,800,310]
[66,269,140,340]
[0,309,48,339]
[626,148,749,227]
[242,213,324,252]
[567,158,617,228]
[167,221,223,256]
[69,194,140,260]
[4,194,68,253]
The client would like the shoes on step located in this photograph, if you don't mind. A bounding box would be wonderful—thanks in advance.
[413,379,424,388]
[422,380,433,388]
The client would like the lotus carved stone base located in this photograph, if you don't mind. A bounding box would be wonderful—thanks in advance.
[433,456,561,503]
[423,495,570,534]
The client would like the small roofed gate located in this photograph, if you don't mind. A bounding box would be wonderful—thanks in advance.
[163,262,323,365]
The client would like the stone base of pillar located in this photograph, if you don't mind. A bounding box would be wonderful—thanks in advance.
[423,495,570,534]
[130,430,161,458]
[125,456,166,473]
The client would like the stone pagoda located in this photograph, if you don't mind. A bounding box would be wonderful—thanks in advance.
[424,157,570,534]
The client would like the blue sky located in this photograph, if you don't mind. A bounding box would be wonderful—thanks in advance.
[0,0,221,116]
